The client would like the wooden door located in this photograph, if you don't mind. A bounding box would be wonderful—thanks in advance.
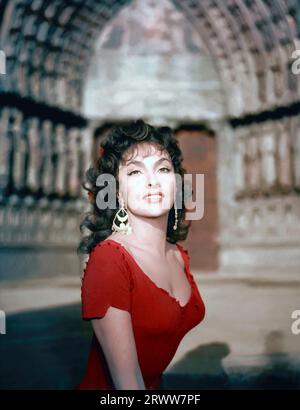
[175,126,219,272]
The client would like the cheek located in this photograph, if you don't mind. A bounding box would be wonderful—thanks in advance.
[126,179,144,201]
[161,174,176,194]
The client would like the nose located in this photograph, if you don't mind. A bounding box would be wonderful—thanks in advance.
[147,181,159,187]
[146,174,160,188]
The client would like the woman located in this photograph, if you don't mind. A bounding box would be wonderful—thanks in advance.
[76,119,206,390]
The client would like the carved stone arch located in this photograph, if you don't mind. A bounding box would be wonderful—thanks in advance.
[216,0,259,112]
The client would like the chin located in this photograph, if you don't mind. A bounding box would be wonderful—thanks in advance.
[141,208,171,218]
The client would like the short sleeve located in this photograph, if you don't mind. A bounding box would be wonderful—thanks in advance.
[81,242,133,320]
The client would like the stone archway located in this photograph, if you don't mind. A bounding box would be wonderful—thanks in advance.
[0,0,299,277]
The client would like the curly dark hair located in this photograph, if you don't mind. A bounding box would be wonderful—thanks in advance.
[77,119,191,255]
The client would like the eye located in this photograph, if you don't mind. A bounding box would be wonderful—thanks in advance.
[159,167,171,173]
[128,170,141,176]
[127,167,171,176]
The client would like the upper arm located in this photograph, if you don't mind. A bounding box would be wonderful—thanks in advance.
[81,242,145,389]
[81,242,133,320]
[91,307,143,385]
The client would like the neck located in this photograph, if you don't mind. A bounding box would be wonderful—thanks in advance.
[123,211,169,255]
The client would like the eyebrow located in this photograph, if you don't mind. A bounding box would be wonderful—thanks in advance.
[126,157,171,167]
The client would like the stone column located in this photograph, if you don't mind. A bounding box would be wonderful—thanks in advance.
[68,127,81,197]
[26,117,41,194]
[260,122,277,193]
[79,126,93,198]
[0,108,11,201]
[234,129,246,196]
[41,120,54,195]
[246,127,261,195]
[291,114,300,190]
[12,110,25,192]
[54,124,67,196]
[276,119,293,192]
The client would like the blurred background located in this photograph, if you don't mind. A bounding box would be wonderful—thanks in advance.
[0,0,300,389]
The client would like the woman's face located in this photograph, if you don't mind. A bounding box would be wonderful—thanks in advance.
[118,142,176,218]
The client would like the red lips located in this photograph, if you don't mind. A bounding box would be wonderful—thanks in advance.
[143,191,164,199]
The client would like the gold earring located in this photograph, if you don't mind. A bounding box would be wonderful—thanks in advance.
[112,198,133,235]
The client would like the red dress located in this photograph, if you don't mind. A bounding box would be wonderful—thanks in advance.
[76,239,206,390]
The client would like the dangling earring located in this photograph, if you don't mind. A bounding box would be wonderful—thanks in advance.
[112,197,133,235]
[173,205,178,230]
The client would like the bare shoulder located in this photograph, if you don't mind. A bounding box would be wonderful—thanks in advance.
[104,233,132,249]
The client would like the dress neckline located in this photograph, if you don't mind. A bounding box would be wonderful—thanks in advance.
[102,239,193,309]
